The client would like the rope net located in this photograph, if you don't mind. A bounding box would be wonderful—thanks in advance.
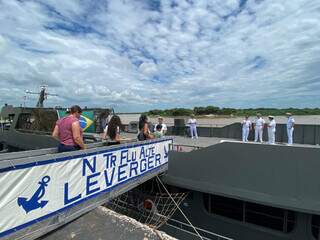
[106,177,187,229]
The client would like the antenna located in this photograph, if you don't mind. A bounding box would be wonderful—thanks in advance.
[23,95,27,108]
[25,85,58,108]
[109,104,116,115]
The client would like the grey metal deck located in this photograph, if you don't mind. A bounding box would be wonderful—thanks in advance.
[120,133,320,150]
[171,136,228,148]
[119,133,225,148]
[169,135,320,150]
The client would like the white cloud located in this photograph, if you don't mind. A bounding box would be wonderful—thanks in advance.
[0,0,319,111]
[138,61,158,76]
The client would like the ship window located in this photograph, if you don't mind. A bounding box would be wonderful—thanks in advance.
[203,193,209,212]
[311,215,320,239]
[16,113,32,130]
[211,194,243,221]
[245,202,284,231]
[203,194,243,220]
[203,193,295,233]
[287,210,295,232]
[16,110,58,132]
[8,114,15,122]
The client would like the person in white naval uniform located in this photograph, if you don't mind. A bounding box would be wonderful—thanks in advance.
[267,116,276,144]
[254,114,265,142]
[154,116,167,135]
[188,114,198,139]
[241,115,252,142]
[286,113,295,144]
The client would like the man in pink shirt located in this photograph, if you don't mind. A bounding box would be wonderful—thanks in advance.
[52,105,86,152]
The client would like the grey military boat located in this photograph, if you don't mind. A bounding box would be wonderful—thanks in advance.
[150,120,320,240]
[105,119,320,240]
[0,104,114,152]
[1,109,320,240]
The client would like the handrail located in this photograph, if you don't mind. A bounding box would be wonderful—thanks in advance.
[167,218,234,240]
[170,143,204,152]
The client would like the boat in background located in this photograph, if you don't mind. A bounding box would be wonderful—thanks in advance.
[0,104,113,152]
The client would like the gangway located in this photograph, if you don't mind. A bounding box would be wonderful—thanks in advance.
[0,138,172,240]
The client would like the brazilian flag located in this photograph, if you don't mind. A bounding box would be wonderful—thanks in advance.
[57,110,95,133]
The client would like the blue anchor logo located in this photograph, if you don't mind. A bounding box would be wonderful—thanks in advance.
[164,146,168,158]
[17,176,51,214]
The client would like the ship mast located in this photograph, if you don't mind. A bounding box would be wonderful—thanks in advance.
[25,85,58,108]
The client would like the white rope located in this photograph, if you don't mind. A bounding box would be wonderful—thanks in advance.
[156,176,204,240]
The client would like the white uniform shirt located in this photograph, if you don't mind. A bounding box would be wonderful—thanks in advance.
[242,120,251,129]
[188,118,197,127]
[255,118,265,127]
[268,120,276,132]
[287,117,295,129]
[154,123,167,134]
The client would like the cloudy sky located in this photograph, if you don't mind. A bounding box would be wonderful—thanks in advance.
[0,0,319,112]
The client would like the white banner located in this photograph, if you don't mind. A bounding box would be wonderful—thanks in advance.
[0,139,172,238]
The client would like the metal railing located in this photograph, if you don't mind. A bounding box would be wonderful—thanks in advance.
[170,143,204,152]
[166,218,234,240]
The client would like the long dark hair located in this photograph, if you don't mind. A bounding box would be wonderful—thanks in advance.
[107,115,122,140]
[139,114,148,131]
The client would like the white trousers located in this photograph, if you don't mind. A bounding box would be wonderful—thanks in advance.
[190,126,198,138]
[254,126,263,142]
[242,128,249,142]
[287,128,294,144]
[268,129,275,144]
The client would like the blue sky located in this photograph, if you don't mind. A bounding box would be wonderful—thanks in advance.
[0,0,319,112]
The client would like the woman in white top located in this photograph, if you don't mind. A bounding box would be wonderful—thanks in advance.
[188,114,198,139]
[103,115,122,145]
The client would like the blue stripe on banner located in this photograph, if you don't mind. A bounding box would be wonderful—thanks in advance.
[0,138,173,173]
[0,163,168,237]
[0,139,172,237]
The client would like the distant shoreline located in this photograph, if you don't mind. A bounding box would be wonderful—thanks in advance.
[118,114,320,126]
[146,107,320,117]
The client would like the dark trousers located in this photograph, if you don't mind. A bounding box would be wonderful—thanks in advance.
[58,143,80,153]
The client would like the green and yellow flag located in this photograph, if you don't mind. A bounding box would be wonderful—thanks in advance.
[57,110,95,133]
